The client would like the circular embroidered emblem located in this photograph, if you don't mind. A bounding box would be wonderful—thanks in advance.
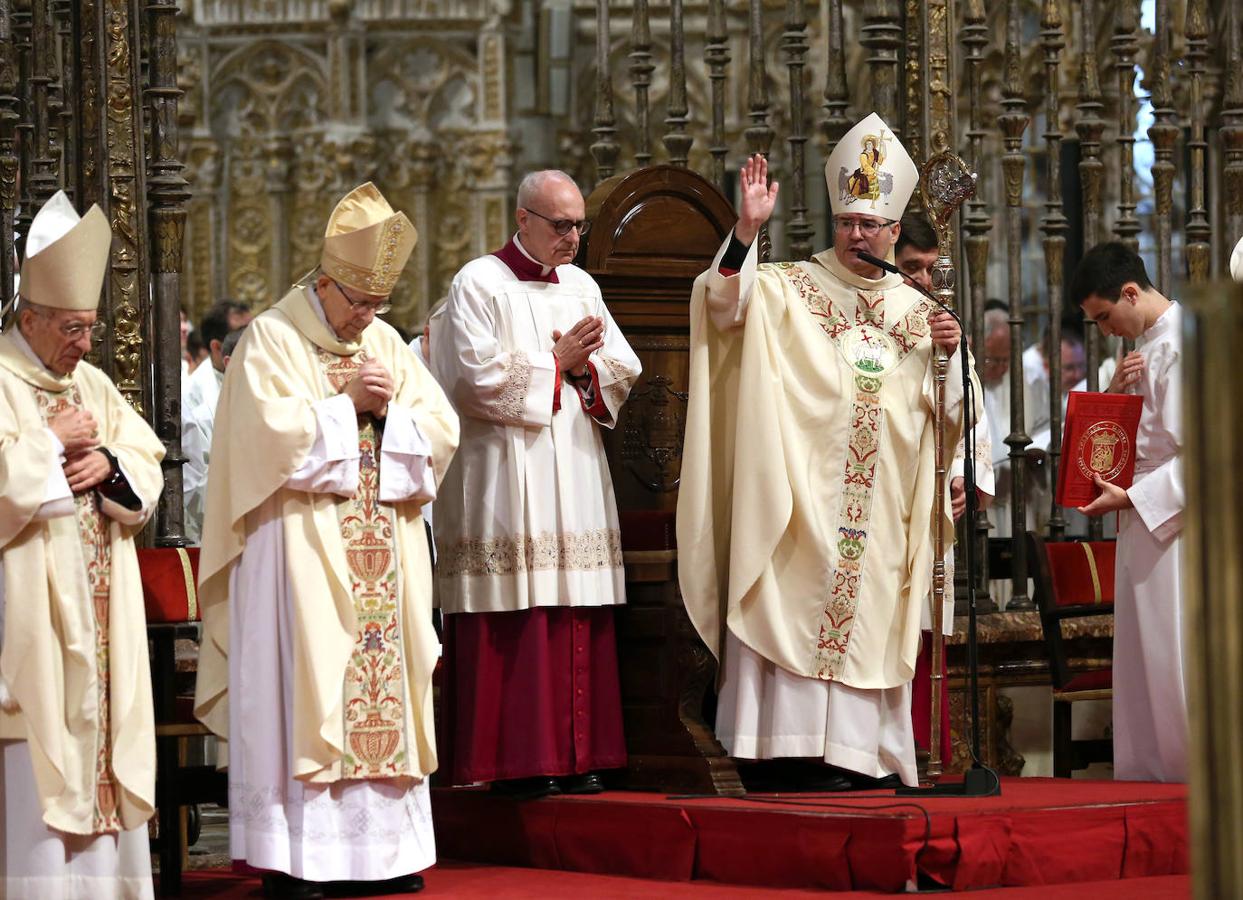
[841,326,897,377]
[1076,421,1130,482]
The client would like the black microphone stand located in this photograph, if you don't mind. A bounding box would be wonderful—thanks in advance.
[857,251,1000,798]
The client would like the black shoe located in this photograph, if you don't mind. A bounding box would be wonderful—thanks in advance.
[489,776,561,800]
[804,771,856,792]
[559,773,605,794]
[263,873,325,900]
[738,759,854,793]
[324,873,425,896]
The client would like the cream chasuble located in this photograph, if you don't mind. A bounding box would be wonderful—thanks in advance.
[0,330,163,831]
[194,286,459,785]
[0,330,163,898]
[430,250,641,614]
[678,237,979,691]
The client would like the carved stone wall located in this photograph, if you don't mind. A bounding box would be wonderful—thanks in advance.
[176,4,511,328]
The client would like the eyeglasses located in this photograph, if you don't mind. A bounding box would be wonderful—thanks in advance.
[331,278,391,315]
[523,208,591,237]
[39,312,107,342]
[833,217,896,237]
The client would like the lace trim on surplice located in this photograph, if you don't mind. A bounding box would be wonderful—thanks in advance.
[440,527,623,578]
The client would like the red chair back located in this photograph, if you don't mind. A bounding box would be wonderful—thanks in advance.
[1043,540,1116,610]
[1029,533,1116,691]
[137,547,201,623]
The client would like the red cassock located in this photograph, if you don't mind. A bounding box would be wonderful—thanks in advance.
[439,606,627,783]
[911,632,952,765]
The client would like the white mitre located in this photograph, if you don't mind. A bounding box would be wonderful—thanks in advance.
[824,112,918,220]
[1231,235,1243,283]
[18,190,111,311]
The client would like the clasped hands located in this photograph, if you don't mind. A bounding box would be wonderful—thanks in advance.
[48,408,111,494]
[343,359,394,418]
[552,315,604,378]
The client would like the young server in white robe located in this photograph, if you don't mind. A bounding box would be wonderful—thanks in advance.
[0,191,165,899]
[432,170,641,800]
[1071,241,1186,783]
[679,114,980,790]
[181,300,251,545]
[194,183,459,899]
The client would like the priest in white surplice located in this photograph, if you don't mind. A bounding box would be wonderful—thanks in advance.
[194,183,459,898]
[432,170,641,799]
[1070,242,1186,783]
[679,114,980,790]
[181,300,251,545]
[1,192,164,899]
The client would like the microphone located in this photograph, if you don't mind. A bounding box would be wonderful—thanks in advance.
[854,249,962,325]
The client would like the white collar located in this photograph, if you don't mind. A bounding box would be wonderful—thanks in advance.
[11,325,55,375]
[513,234,554,277]
[304,283,346,341]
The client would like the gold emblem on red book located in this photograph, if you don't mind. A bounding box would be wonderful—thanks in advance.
[1077,421,1130,482]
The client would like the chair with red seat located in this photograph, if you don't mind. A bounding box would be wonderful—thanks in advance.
[140,547,228,894]
[1028,532,1116,778]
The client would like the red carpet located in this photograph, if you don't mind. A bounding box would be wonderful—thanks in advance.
[174,866,1190,898]
[431,777,1188,892]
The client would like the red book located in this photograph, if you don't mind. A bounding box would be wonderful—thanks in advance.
[1055,390,1144,508]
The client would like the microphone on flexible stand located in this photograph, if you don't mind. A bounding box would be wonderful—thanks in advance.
[856,249,998,797]
[854,250,962,326]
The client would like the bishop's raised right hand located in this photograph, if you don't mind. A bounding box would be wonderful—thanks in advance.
[735,153,780,247]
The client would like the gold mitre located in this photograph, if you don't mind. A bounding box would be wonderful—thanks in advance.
[19,190,111,311]
[320,182,418,296]
[824,112,918,219]
[1231,235,1243,283]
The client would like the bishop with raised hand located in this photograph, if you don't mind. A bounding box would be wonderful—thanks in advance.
[679,113,980,791]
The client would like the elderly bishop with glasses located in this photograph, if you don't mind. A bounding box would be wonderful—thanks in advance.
[678,114,982,791]
[0,191,165,897]
[431,170,642,800]
[194,183,459,899]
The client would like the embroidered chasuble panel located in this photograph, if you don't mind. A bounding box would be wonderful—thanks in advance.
[772,263,936,681]
[33,385,122,834]
[315,348,410,779]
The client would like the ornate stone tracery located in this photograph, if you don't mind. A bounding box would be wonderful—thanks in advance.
[175,11,511,328]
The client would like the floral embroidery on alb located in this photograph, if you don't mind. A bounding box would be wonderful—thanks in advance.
[440,528,623,579]
[34,385,122,833]
[316,348,410,779]
[772,263,934,680]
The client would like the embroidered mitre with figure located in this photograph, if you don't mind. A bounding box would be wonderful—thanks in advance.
[825,112,918,219]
